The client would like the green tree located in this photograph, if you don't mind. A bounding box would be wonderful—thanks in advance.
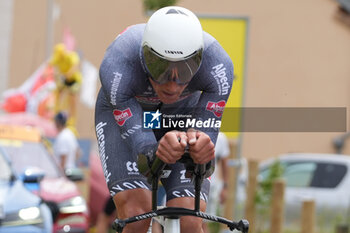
[255,160,284,233]
[143,0,178,11]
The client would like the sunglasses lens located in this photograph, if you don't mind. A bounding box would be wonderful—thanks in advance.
[143,45,202,85]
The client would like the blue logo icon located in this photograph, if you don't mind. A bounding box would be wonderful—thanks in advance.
[143,110,162,129]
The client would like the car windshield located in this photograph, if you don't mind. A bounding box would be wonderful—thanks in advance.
[0,150,12,182]
[260,160,347,188]
[282,162,317,187]
[0,139,61,178]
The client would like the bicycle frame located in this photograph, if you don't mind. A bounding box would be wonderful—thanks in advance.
[113,156,249,233]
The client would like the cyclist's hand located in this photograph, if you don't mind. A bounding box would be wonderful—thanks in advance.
[156,131,187,164]
[187,129,215,164]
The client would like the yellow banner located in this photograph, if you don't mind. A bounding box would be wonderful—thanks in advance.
[0,125,41,142]
[200,17,248,138]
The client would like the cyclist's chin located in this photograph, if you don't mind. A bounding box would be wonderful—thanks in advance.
[158,94,179,104]
[160,97,178,104]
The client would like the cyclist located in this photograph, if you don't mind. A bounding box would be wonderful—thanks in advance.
[95,6,233,233]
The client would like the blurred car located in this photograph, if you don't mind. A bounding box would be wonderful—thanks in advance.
[0,124,89,233]
[0,112,57,137]
[236,153,350,231]
[0,145,52,233]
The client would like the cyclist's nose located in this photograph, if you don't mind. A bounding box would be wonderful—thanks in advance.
[164,79,180,90]
[170,68,179,82]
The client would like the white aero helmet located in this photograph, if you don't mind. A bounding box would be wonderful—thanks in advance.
[142,6,204,85]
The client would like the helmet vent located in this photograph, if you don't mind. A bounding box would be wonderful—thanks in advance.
[166,8,188,16]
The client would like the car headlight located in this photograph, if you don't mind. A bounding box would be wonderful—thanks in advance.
[2,206,43,227]
[59,196,87,214]
[19,207,40,220]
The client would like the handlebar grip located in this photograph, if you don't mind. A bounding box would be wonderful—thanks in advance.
[238,219,249,233]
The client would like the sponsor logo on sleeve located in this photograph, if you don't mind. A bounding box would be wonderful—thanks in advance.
[121,124,142,139]
[206,100,226,117]
[211,64,230,96]
[126,161,139,175]
[113,108,132,126]
[110,72,122,106]
[95,121,112,183]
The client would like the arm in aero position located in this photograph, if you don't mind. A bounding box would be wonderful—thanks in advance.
[98,34,158,155]
[187,37,234,165]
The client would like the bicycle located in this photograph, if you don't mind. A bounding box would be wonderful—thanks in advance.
[112,152,249,233]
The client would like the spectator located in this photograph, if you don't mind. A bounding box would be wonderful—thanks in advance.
[203,132,230,233]
[49,43,82,129]
[53,111,80,170]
